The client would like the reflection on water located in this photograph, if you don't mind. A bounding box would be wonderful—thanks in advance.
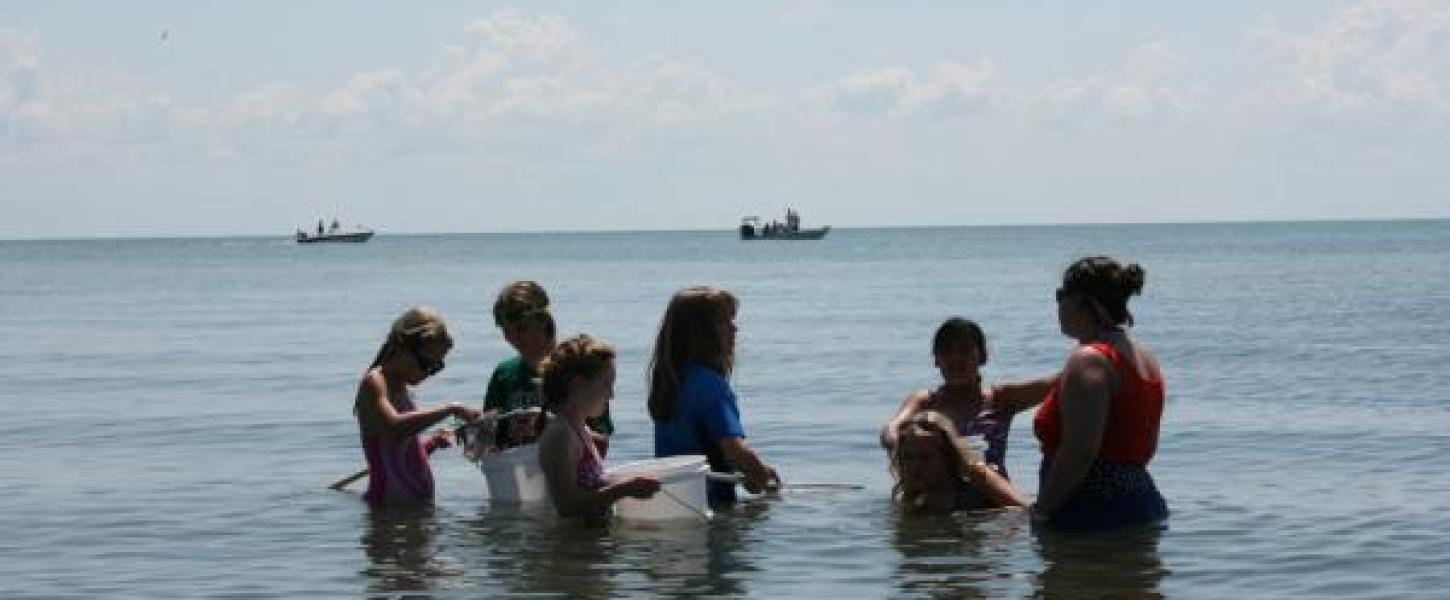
[615,502,768,597]
[1032,523,1168,599]
[889,508,1033,598]
[447,500,771,597]
[354,490,1167,598]
[467,502,619,599]
[359,505,460,596]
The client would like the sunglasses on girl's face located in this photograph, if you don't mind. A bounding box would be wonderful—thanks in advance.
[409,344,446,377]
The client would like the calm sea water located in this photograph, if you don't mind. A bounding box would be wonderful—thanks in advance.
[2,221,1448,598]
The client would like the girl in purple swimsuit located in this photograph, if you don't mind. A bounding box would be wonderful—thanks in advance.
[881,317,1057,512]
[537,334,660,518]
[354,306,482,507]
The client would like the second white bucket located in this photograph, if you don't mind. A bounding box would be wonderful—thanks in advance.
[477,443,548,503]
[608,455,711,521]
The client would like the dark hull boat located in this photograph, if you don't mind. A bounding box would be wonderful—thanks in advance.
[296,230,374,243]
[739,211,830,240]
[739,225,830,240]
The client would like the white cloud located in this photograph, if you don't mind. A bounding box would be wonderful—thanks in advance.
[464,10,583,62]
[816,59,1003,120]
[1255,0,1450,134]
[1,28,56,143]
[815,43,1201,128]
[3,11,769,158]
[777,1,832,29]
[2,28,190,149]
[1031,41,1203,125]
[206,10,765,142]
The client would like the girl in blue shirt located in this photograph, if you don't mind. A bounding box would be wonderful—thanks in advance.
[648,286,779,504]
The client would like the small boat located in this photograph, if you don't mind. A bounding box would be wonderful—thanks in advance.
[296,219,374,243]
[739,210,830,240]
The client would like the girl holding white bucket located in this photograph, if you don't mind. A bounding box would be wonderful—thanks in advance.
[648,286,780,505]
[537,334,662,518]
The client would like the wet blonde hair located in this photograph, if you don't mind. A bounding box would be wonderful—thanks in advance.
[889,411,957,505]
[646,286,738,422]
[539,333,616,411]
[368,305,454,369]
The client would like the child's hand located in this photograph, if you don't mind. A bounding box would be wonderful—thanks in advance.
[448,402,482,423]
[508,411,540,441]
[426,429,455,452]
[622,476,661,499]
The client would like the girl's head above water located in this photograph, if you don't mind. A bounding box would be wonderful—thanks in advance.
[891,411,966,510]
[539,333,616,415]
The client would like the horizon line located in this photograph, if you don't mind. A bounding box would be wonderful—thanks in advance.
[2,215,1444,243]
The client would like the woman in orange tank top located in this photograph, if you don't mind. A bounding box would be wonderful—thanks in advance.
[1032,256,1169,529]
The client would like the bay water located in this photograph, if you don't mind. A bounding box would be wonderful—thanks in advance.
[2,221,1447,598]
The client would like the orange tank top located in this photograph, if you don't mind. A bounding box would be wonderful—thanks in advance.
[1034,342,1164,465]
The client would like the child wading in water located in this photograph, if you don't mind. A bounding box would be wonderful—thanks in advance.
[484,281,613,454]
[537,334,660,517]
[881,317,1056,512]
[354,306,481,507]
[891,410,1028,513]
[649,286,779,505]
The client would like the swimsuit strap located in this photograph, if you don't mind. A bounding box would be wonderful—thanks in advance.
[568,418,605,490]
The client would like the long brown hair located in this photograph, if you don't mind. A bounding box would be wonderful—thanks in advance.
[646,286,738,422]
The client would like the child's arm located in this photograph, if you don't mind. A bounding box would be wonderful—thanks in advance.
[358,371,477,440]
[880,389,931,451]
[539,424,658,516]
[990,371,1062,415]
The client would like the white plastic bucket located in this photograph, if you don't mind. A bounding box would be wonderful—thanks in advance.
[608,455,711,521]
[477,443,547,503]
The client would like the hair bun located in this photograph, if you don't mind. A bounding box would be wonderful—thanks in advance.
[1122,263,1146,296]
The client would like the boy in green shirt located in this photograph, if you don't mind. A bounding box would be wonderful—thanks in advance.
[485,281,614,454]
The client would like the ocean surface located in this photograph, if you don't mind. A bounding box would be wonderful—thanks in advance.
[2,221,1448,598]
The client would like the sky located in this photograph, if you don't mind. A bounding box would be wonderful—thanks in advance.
[1,1,1447,238]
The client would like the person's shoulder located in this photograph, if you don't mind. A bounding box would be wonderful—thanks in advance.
[684,362,729,386]
[1065,345,1115,385]
[361,367,387,392]
[491,355,528,377]
[1070,343,1113,364]
[536,418,574,457]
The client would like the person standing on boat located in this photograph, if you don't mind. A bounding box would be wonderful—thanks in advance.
[648,286,779,505]
[354,306,481,507]
[1033,256,1169,529]
[537,334,660,518]
[484,281,613,454]
[317,219,324,238]
[880,317,1057,510]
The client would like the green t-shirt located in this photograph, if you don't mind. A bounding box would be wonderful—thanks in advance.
[483,355,614,436]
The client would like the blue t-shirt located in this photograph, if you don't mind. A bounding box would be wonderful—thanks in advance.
[654,362,746,503]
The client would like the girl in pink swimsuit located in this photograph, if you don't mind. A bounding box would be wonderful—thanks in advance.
[537,334,660,518]
[353,306,481,507]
